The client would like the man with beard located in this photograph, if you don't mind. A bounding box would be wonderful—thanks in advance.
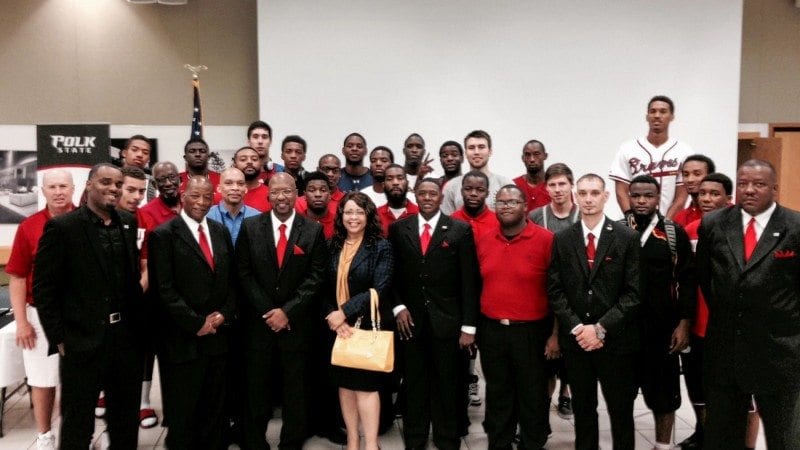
[402,133,434,189]
[360,146,394,208]
[451,170,500,241]
[34,163,144,449]
[207,167,260,245]
[178,137,220,192]
[476,185,554,450]
[148,177,236,449]
[136,161,182,428]
[232,146,271,212]
[247,120,284,182]
[513,139,551,213]
[338,132,373,192]
[281,135,309,194]
[237,173,327,450]
[297,171,336,239]
[437,141,464,188]
[624,175,694,450]
[673,154,715,227]
[377,164,419,236]
[548,174,641,450]
[389,178,479,450]
[441,130,512,214]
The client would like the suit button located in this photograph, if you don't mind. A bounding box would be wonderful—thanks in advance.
[588,290,593,295]
[585,313,590,318]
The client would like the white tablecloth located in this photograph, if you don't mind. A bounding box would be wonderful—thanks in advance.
[0,321,25,388]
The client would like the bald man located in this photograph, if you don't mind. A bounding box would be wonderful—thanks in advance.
[207,167,261,245]
[6,170,75,449]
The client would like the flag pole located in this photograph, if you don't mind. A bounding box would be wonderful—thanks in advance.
[184,64,207,139]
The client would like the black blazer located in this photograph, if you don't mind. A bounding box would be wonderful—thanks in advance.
[33,206,144,355]
[236,212,327,350]
[547,217,641,354]
[147,216,236,364]
[388,215,479,339]
[325,238,394,330]
[697,204,800,395]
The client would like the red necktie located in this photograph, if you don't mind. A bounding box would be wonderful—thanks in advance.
[277,223,288,268]
[198,224,214,270]
[744,218,757,262]
[420,223,432,255]
[586,232,596,270]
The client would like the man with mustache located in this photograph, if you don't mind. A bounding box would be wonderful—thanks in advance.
[206,167,260,245]
[376,164,419,236]
[232,146,271,212]
[338,132,373,192]
[360,146,394,208]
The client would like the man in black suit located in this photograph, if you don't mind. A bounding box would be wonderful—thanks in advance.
[147,177,236,449]
[236,173,328,450]
[389,178,480,450]
[548,173,641,450]
[697,159,800,449]
[34,163,144,449]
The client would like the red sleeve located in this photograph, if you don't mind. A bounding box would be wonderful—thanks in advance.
[5,222,33,278]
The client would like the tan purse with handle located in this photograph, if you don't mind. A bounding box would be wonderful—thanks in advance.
[331,288,394,373]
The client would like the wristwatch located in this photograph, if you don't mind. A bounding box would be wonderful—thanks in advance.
[593,324,606,341]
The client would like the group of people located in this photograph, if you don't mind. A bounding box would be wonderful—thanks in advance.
[7,95,800,450]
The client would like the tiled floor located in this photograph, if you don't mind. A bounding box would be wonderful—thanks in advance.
[0,363,767,450]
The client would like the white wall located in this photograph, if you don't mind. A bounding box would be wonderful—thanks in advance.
[258,0,743,217]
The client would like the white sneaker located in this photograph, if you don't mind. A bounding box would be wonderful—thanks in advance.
[36,431,56,450]
[468,376,481,406]
[93,430,110,450]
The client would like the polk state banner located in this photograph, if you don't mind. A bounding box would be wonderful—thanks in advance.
[36,124,110,208]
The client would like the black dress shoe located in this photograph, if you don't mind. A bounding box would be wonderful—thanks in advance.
[679,431,703,449]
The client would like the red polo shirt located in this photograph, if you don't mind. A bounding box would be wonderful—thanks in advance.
[513,175,551,213]
[377,201,419,236]
[451,206,500,241]
[673,202,702,227]
[243,183,271,212]
[179,170,221,194]
[299,208,336,240]
[684,219,708,337]
[138,196,180,259]
[477,221,553,320]
[6,207,73,304]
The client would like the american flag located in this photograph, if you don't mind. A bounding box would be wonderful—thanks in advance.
[190,76,203,139]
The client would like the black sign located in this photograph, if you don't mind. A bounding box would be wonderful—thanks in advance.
[36,124,110,169]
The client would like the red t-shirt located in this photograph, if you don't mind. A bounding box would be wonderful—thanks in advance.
[513,175,551,213]
[179,171,221,194]
[299,208,336,240]
[451,206,499,242]
[674,202,702,227]
[377,201,419,236]
[243,184,271,213]
[684,219,708,337]
[477,222,553,321]
[6,208,63,304]
[138,197,180,259]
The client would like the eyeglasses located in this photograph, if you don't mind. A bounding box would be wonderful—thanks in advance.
[495,199,523,208]
[343,210,366,216]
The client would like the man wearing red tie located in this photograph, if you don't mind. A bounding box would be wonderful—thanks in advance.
[697,159,800,449]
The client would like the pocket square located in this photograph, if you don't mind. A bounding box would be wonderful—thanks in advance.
[774,249,796,259]
[440,240,450,249]
[293,245,305,255]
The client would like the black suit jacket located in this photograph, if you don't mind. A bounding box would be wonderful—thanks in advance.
[697,204,800,395]
[33,206,144,355]
[147,216,236,364]
[388,215,479,339]
[547,217,641,354]
[236,212,327,350]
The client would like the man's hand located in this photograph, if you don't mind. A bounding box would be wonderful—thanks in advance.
[544,333,561,359]
[326,310,347,331]
[15,320,37,350]
[263,308,290,332]
[335,322,353,339]
[669,319,690,354]
[395,309,414,340]
[458,332,475,351]
[574,325,603,351]
[417,153,435,179]
[197,318,217,336]
[206,312,225,329]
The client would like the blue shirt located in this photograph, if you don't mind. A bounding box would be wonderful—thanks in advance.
[338,169,374,192]
[206,203,260,245]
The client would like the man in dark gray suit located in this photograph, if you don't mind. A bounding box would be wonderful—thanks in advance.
[697,159,800,450]
[548,173,641,450]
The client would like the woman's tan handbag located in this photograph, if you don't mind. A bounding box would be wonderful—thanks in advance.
[331,288,394,373]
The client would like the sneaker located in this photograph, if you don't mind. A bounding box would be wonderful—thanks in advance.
[557,395,573,419]
[36,431,56,450]
[468,374,481,406]
[139,408,159,429]
[94,430,110,450]
[94,396,106,419]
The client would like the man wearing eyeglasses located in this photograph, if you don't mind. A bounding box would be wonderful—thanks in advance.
[475,185,554,450]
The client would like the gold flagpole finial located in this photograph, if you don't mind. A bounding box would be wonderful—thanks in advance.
[184,64,208,79]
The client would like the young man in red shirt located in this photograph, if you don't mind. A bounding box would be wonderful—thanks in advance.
[232,146,271,213]
[376,165,419,236]
[513,139,550,213]
[451,170,499,241]
[673,154,715,227]
[297,171,336,240]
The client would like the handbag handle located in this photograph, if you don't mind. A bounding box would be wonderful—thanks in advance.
[370,288,380,331]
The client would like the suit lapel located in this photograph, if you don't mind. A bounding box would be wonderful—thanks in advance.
[280,215,304,271]
[589,219,615,281]
[401,216,422,256]
[725,208,746,271]
[570,223,590,280]
[174,218,213,270]
[350,241,371,274]
[744,206,785,272]
[261,214,278,270]
[426,215,451,254]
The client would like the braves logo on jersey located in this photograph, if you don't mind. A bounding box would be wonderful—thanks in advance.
[628,156,680,177]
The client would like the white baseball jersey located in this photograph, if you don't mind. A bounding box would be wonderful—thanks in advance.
[609,137,693,213]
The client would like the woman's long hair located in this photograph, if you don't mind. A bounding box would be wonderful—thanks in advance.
[331,192,383,251]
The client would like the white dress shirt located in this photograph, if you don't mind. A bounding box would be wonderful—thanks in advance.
[180,210,213,256]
